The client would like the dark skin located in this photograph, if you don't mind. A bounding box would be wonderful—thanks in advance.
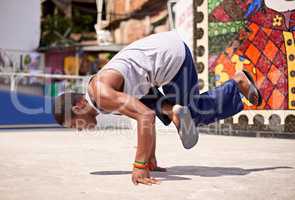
[70,69,170,185]
[69,69,259,186]
[90,70,168,185]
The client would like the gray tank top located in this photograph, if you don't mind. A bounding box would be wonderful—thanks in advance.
[85,31,186,113]
[100,31,186,99]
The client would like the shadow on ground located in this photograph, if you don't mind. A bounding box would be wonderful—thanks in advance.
[90,166,293,181]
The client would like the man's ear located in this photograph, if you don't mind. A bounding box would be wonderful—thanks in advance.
[72,105,82,115]
[72,98,87,115]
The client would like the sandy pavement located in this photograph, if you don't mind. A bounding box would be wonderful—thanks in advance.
[0,128,295,200]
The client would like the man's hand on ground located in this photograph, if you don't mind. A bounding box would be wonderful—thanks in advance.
[132,168,160,185]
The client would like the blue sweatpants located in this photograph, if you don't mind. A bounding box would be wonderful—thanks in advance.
[140,44,244,126]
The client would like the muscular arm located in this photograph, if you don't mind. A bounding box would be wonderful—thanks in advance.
[91,78,156,163]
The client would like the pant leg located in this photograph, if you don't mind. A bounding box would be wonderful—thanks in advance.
[139,87,172,126]
[162,43,244,125]
[189,80,244,125]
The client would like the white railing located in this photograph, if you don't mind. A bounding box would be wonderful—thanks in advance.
[0,72,88,92]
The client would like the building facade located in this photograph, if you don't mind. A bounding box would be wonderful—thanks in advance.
[96,0,170,44]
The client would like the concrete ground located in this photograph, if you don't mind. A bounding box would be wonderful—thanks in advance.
[0,128,295,200]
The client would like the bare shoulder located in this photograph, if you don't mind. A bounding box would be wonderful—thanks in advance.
[91,69,124,92]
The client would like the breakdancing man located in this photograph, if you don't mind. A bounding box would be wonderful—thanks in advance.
[52,31,262,185]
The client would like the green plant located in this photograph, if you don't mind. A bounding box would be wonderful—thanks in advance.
[72,8,96,33]
[40,14,76,48]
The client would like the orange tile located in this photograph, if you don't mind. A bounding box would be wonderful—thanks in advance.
[248,23,259,41]
[268,89,285,109]
[245,44,261,64]
[257,99,267,110]
[264,41,278,60]
[267,65,282,84]
[256,68,265,88]
[262,27,272,36]
[223,61,236,77]
[225,47,234,57]
[217,54,227,64]
[215,53,236,77]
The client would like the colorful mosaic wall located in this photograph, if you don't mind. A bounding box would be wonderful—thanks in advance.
[208,0,295,110]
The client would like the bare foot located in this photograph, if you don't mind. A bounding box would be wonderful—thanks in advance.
[161,103,180,129]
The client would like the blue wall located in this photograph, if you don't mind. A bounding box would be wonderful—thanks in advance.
[0,90,57,126]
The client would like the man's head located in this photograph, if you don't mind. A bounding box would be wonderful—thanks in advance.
[52,92,97,129]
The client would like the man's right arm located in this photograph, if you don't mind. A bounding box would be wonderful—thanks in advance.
[91,80,158,185]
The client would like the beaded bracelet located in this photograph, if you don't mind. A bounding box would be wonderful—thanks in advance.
[134,160,147,165]
[133,161,148,170]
